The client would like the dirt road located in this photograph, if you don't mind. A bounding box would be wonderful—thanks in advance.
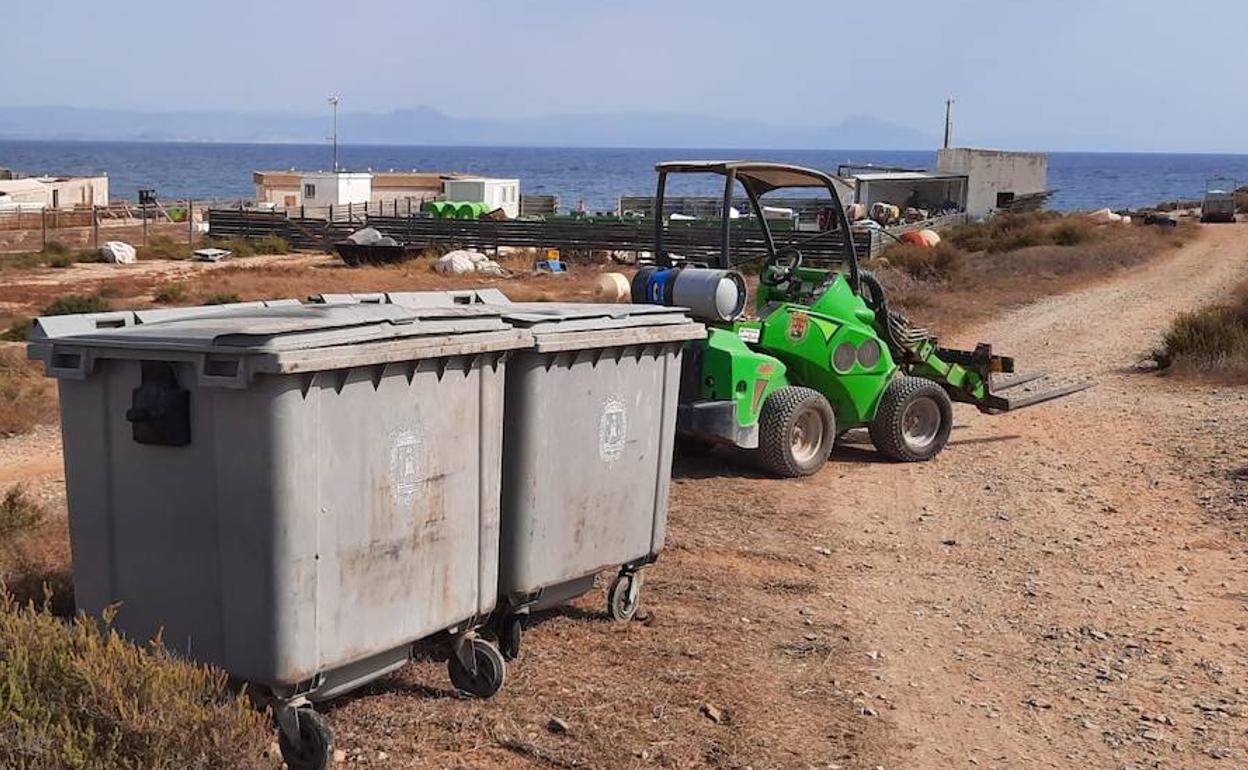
[820,223,1248,768]
[2,226,1246,768]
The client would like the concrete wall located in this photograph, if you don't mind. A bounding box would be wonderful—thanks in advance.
[937,148,1047,218]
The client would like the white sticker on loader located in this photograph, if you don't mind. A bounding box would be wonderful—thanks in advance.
[738,327,760,344]
[599,397,628,462]
[389,427,424,503]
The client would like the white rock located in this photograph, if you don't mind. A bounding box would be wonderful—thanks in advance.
[100,241,136,264]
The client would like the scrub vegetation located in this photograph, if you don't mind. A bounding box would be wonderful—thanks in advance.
[1154,282,1248,382]
[0,591,275,770]
[0,348,57,437]
[875,212,1196,332]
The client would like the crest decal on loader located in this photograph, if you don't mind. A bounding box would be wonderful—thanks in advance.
[787,311,809,343]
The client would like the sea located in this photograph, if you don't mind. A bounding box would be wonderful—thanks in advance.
[3,140,1247,213]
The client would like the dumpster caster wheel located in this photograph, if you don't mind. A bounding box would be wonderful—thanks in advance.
[277,708,334,770]
[608,571,643,622]
[449,638,506,698]
[499,615,523,661]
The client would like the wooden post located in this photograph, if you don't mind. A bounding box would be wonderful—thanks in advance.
[142,200,149,245]
[41,208,47,250]
[187,200,194,245]
[92,205,100,251]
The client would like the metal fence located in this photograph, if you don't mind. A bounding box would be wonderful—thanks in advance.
[207,208,873,261]
[0,200,211,252]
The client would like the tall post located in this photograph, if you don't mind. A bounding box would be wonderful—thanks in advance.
[41,208,47,250]
[943,98,954,149]
[92,205,100,251]
[187,199,194,245]
[141,200,149,245]
[328,96,340,173]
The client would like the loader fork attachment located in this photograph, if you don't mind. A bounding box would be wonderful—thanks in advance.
[910,341,1092,414]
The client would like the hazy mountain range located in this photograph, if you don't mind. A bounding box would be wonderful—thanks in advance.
[0,105,936,150]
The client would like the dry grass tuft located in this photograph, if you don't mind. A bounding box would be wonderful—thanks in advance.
[0,485,45,537]
[138,236,193,261]
[41,293,112,316]
[0,348,58,437]
[1154,283,1248,382]
[152,283,188,304]
[877,242,963,281]
[0,590,276,770]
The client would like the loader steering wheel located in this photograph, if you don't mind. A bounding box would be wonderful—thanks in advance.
[760,247,803,287]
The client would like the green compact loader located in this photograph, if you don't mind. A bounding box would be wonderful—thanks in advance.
[633,161,1088,477]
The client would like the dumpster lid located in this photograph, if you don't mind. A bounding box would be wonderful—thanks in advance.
[495,303,706,351]
[44,303,513,353]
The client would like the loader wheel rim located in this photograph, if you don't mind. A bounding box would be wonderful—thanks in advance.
[901,397,942,450]
[790,410,825,464]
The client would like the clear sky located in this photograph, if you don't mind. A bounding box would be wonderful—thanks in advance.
[6,0,1246,152]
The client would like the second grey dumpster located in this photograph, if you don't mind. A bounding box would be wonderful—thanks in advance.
[490,303,705,658]
[28,302,531,770]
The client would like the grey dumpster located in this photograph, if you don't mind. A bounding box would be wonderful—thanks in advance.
[489,303,705,658]
[29,302,531,770]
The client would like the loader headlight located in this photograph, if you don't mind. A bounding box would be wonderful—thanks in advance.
[857,339,882,369]
[832,342,857,372]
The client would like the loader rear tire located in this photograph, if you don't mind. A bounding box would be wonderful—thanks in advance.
[757,386,835,478]
[870,376,953,462]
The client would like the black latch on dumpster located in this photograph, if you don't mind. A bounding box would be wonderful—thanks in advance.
[126,362,190,446]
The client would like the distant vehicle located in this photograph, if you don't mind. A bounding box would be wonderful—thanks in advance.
[1200,178,1237,223]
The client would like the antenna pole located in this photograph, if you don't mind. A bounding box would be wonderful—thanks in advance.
[328,96,340,172]
[943,98,954,149]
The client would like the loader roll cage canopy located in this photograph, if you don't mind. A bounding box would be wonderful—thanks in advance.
[653,160,861,294]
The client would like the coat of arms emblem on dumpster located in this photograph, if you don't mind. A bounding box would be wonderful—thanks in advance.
[389,427,424,503]
[598,397,627,462]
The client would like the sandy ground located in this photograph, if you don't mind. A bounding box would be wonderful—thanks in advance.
[2,226,1246,768]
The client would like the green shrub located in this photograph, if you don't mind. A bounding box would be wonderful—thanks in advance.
[41,240,71,258]
[0,591,275,770]
[203,292,241,306]
[0,485,45,537]
[153,283,187,304]
[45,254,74,269]
[251,235,290,255]
[209,235,290,259]
[42,294,112,316]
[1,317,32,342]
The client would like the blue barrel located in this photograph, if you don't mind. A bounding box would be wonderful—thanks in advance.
[631,266,679,306]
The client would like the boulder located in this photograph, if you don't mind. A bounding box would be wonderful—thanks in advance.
[100,241,137,264]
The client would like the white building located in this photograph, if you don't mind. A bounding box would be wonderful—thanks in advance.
[0,174,109,209]
[443,177,520,219]
[936,148,1048,218]
[298,172,373,209]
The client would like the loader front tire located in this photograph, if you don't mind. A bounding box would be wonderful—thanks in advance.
[869,376,953,462]
[757,386,835,478]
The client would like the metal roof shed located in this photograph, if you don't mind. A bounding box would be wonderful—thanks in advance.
[846,170,969,213]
